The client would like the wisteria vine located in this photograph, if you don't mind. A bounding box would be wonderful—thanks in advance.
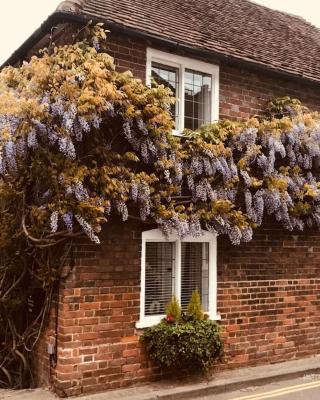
[183,100,320,244]
[0,23,319,387]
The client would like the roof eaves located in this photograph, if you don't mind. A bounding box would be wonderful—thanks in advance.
[2,7,320,89]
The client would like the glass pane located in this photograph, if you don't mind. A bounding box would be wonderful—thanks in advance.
[185,70,194,84]
[145,242,175,316]
[203,76,212,88]
[181,242,209,312]
[184,69,212,130]
[151,62,179,129]
[184,117,194,130]
[193,73,203,87]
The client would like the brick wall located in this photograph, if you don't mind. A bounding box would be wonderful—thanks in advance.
[218,224,320,368]
[106,33,147,82]
[33,30,320,396]
[52,221,159,397]
[43,219,320,396]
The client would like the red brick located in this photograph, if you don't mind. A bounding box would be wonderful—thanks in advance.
[122,363,140,373]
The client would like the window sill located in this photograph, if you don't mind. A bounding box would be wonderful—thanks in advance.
[136,312,221,329]
[136,315,164,329]
[172,129,183,137]
[210,313,222,321]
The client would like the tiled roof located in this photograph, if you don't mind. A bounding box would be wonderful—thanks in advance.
[59,0,320,83]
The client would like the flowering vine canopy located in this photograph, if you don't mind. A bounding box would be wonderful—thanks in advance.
[1,22,320,388]
[1,24,319,248]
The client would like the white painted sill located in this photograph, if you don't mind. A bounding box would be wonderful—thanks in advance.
[136,312,221,329]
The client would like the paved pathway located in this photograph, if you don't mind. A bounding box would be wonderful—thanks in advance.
[0,389,56,400]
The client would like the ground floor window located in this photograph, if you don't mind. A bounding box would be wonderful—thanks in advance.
[136,229,219,328]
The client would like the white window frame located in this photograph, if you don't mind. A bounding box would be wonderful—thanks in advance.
[136,229,220,328]
[146,48,219,135]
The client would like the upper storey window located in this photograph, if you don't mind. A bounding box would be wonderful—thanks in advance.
[146,49,219,134]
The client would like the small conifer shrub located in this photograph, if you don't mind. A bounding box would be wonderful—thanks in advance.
[187,289,204,320]
[165,296,182,322]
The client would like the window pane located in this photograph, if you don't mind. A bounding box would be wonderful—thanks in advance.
[184,69,212,130]
[145,242,175,316]
[184,117,194,130]
[151,62,179,129]
[181,242,209,312]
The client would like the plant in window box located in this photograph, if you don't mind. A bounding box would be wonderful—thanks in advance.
[141,291,223,373]
[165,295,181,323]
[186,289,204,321]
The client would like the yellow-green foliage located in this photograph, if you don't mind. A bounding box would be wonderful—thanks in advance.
[187,289,204,320]
[166,296,181,321]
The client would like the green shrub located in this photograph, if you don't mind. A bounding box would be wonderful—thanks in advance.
[141,319,223,372]
[165,296,181,322]
[187,289,204,320]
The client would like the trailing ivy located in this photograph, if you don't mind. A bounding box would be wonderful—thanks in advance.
[141,319,223,372]
[0,22,320,387]
[141,292,223,372]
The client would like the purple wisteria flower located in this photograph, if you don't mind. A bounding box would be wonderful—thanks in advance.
[50,211,59,233]
[75,214,100,244]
